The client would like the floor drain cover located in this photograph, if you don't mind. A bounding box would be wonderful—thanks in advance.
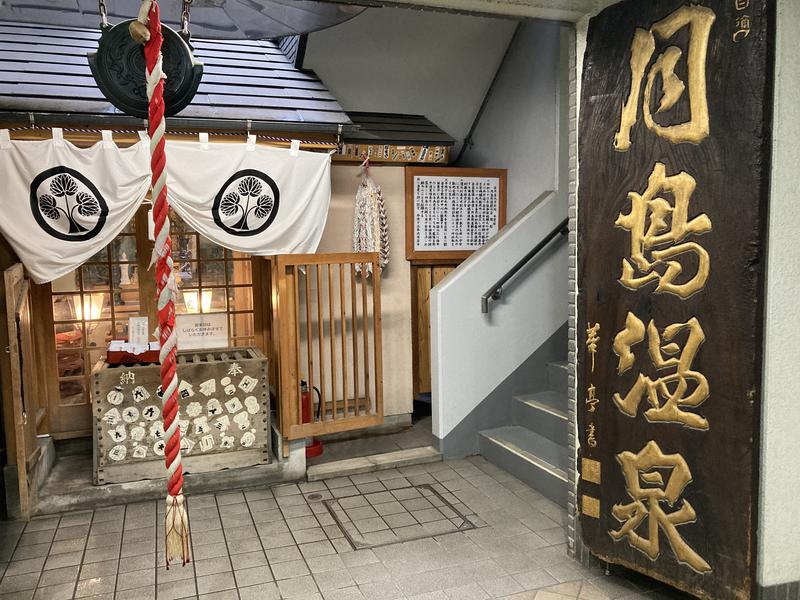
[324,484,475,549]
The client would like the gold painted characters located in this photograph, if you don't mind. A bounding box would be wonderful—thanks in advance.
[612,313,709,430]
[609,441,711,573]
[614,5,716,151]
[616,162,712,299]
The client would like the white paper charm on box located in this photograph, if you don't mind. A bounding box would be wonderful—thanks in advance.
[128,316,149,350]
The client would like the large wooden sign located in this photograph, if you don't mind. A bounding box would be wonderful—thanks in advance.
[577,1,772,599]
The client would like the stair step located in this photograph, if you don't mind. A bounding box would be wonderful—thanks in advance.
[306,446,442,482]
[513,391,568,447]
[515,391,567,418]
[479,426,568,507]
[546,361,569,394]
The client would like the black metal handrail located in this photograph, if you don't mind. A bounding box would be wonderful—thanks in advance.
[481,217,569,313]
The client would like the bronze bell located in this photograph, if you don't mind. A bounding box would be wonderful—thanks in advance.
[88,19,203,118]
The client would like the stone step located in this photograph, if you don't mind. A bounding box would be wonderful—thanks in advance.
[479,425,568,507]
[512,391,568,447]
[35,457,296,515]
[306,446,442,482]
[546,360,569,394]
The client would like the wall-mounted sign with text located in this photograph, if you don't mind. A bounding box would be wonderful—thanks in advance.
[405,167,507,261]
[176,313,229,350]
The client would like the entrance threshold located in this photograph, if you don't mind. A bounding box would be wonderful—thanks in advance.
[307,446,441,481]
[34,429,305,516]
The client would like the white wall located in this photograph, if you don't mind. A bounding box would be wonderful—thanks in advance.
[758,0,800,586]
[431,192,567,439]
[304,7,517,153]
[317,165,413,418]
[459,20,565,218]
[428,18,569,442]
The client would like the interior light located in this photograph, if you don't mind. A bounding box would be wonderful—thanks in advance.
[73,293,104,321]
[183,290,199,313]
[183,289,213,313]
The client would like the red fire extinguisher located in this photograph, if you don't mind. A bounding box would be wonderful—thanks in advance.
[301,377,323,458]
[301,378,312,424]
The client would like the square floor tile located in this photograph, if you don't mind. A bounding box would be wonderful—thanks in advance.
[271,559,310,580]
[197,571,236,595]
[74,575,115,598]
[157,578,197,600]
[0,572,40,594]
[277,574,320,598]
[262,532,296,549]
[32,582,74,600]
[234,565,275,587]
[239,582,281,600]
[116,568,156,591]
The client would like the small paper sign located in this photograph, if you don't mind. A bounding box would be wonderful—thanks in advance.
[129,316,149,351]
[176,313,229,350]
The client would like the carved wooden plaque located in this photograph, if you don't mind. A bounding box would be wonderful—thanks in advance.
[576,1,772,598]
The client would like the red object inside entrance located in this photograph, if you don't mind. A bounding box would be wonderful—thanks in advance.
[301,380,323,459]
[301,386,312,424]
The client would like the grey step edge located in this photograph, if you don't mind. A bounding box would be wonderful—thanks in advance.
[307,446,442,481]
[479,426,568,507]
[546,361,569,395]
[512,391,568,447]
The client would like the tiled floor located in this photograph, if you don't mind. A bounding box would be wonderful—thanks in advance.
[0,456,691,600]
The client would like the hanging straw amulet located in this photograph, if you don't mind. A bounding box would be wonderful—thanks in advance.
[129,20,151,44]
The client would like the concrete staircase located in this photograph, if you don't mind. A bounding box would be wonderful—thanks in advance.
[479,361,569,506]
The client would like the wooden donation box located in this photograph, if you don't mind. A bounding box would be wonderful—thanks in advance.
[92,348,270,485]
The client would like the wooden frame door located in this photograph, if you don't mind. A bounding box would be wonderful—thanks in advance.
[411,262,458,399]
[5,263,44,518]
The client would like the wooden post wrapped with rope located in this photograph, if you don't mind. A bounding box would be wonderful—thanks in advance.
[130,0,191,567]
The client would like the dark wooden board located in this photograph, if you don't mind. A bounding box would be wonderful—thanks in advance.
[576,1,773,599]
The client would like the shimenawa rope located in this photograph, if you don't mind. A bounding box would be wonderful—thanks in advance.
[130,0,190,567]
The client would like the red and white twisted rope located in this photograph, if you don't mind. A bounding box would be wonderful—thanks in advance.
[134,0,190,566]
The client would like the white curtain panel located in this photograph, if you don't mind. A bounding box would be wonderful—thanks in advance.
[0,132,331,284]
[0,130,150,284]
[165,140,331,256]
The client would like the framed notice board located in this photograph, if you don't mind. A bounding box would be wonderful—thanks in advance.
[405,167,507,260]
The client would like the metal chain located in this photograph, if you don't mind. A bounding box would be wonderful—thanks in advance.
[98,0,108,28]
[180,0,192,35]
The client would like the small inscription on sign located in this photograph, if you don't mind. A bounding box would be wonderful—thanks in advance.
[176,313,229,350]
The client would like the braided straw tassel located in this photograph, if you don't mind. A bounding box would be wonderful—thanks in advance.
[352,162,389,274]
[133,0,190,567]
[376,182,389,270]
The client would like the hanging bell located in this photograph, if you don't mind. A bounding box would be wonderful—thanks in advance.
[87,1,203,119]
